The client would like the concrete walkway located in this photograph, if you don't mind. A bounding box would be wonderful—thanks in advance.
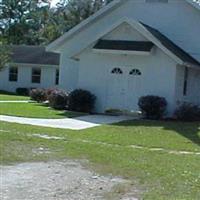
[0,115,135,130]
[0,100,31,103]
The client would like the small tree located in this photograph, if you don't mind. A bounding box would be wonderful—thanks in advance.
[30,88,47,103]
[174,103,200,121]
[48,89,69,110]
[68,89,96,113]
[0,41,10,70]
[138,95,167,119]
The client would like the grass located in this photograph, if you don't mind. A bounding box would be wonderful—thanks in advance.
[0,102,86,118]
[0,120,200,199]
[0,93,29,101]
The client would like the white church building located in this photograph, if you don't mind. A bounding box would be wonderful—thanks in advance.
[0,46,60,92]
[47,0,200,115]
[1,0,200,115]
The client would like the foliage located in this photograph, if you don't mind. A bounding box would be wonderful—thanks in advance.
[45,88,55,98]
[56,0,111,30]
[30,88,47,102]
[48,89,69,110]
[174,103,200,121]
[138,95,167,119]
[16,88,30,96]
[68,89,96,113]
[0,0,51,45]
[0,0,113,45]
[0,45,10,70]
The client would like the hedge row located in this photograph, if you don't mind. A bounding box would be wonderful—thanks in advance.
[30,88,96,113]
[138,95,200,121]
[29,87,200,121]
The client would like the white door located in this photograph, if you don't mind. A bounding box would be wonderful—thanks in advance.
[127,69,142,111]
[106,67,126,110]
[106,67,142,111]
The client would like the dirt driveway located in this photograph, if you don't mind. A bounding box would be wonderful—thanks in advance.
[0,160,138,200]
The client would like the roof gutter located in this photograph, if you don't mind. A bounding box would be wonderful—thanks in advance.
[8,62,59,68]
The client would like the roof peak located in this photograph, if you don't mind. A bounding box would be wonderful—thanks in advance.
[47,0,197,52]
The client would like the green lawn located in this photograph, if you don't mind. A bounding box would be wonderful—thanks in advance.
[0,93,30,101]
[0,120,200,199]
[0,102,85,118]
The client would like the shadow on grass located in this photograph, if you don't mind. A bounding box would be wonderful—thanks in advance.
[0,90,28,97]
[56,111,87,118]
[114,120,200,147]
[34,103,49,107]
[34,102,87,118]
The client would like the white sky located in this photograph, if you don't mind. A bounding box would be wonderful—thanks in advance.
[50,0,61,7]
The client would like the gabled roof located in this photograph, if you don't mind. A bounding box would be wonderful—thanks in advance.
[94,40,154,52]
[10,45,60,66]
[70,17,200,68]
[47,0,125,51]
[142,23,200,67]
[91,22,200,68]
[47,0,199,52]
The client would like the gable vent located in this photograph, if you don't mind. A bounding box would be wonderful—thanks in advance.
[146,0,168,3]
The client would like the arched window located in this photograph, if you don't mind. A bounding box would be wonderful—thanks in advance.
[129,69,141,76]
[111,68,123,74]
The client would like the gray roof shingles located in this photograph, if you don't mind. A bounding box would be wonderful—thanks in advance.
[142,23,200,66]
[10,45,60,66]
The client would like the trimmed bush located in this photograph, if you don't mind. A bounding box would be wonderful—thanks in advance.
[174,103,200,121]
[45,88,56,99]
[48,89,69,110]
[138,95,167,119]
[30,88,47,103]
[68,89,96,113]
[16,88,29,96]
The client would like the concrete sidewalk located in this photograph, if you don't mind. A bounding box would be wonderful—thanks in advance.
[0,100,31,103]
[0,115,135,130]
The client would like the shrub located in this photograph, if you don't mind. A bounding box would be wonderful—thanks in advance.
[16,88,29,96]
[138,95,167,119]
[48,89,69,110]
[68,89,96,113]
[174,103,200,121]
[45,88,56,99]
[30,88,47,103]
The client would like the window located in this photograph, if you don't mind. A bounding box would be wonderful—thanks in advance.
[129,69,142,76]
[146,0,168,3]
[183,67,188,96]
[55,69,59,85]
[111,68,123,74]
[32,68,41,83]
[9,67,18,82]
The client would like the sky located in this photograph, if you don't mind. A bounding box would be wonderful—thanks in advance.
[50,0,61,7]
[193,0,200,5]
